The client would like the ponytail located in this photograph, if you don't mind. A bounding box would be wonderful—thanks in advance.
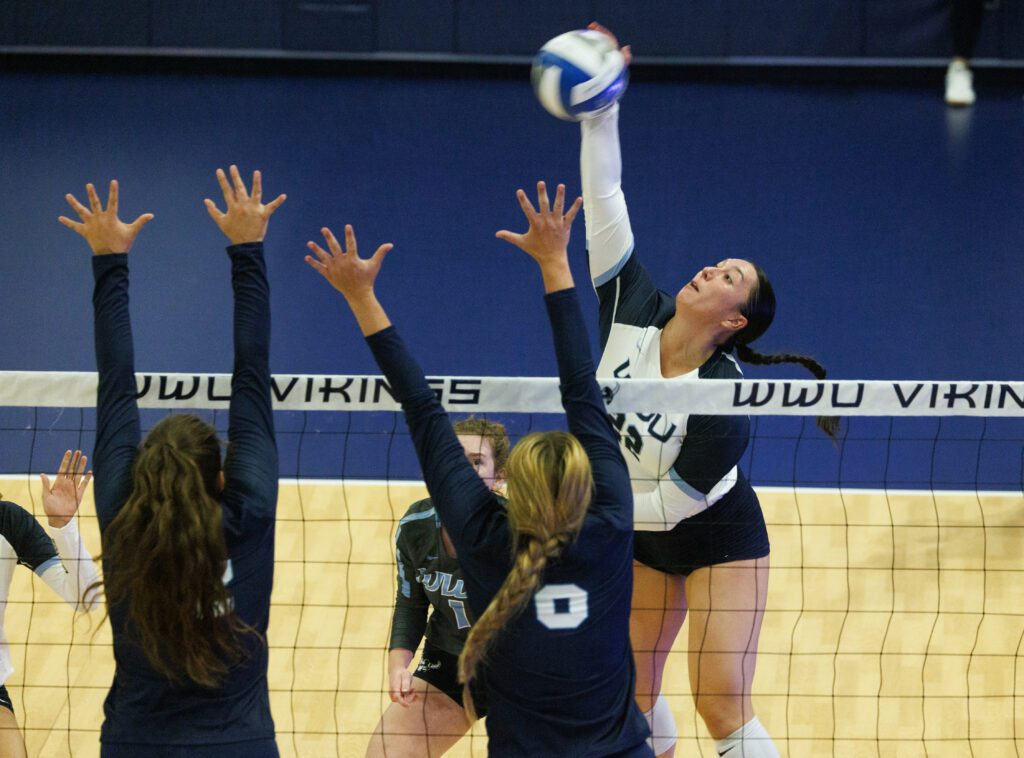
[734,343,840,439]
[457,431,593,721]
[730,265,840,440]
[457,534,565,720]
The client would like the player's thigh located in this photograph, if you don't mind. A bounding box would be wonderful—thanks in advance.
[0,705,27,758]
[366,678,470,758]
[684,556,769,699]
[630,560,687,706]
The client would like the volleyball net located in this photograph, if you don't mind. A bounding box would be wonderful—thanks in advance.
[0,371,1021,757]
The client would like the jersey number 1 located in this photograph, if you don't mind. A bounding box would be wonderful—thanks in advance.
[534,583,589,630]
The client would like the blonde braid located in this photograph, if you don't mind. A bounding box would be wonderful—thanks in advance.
[458,534,566,721]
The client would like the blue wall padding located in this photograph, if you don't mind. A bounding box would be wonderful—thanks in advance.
[151,0,282,49]
[1,70,1022,486]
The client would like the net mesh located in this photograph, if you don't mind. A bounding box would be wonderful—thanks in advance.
[0,371,1021,757]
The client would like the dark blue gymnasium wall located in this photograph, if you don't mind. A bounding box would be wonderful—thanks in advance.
[1,0,1023,61]
[1,69,1022,487]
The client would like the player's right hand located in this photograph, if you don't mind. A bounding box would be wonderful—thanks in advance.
[59,180,154,255]
[388,667,417,707]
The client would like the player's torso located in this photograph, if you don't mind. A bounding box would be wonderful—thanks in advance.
[597,323,690,488]
[482,527,645,755]
[398,503,474,646]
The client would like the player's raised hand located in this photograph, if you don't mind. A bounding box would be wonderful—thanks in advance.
[40,450,92,528]
[204,165,286,245]
[59,180,154,255]
[496,181,583,286]
[305,225,393,303]
[306,225,394,335]
[588,21,632,65]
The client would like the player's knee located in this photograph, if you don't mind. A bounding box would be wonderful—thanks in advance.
[693,693,747,739]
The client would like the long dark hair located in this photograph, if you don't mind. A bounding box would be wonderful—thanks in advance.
[728,264,839,439]
[91,414,254,687]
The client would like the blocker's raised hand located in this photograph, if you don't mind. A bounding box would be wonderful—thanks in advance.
[305,224,393,304]
[495,181,583,269]
[204,165,286,244]
[59,180,154,254]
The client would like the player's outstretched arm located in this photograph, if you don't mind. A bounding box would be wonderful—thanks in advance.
[306,227,498,564]
[495,181,582,293]
[498,181,633,526]
[306,224,394,335]
[578,22,635,289]
[60,181,151,531]
[38,449,101,611]
[207,166,283,519]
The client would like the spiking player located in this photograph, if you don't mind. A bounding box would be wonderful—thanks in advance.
[577,22,836,758]
[307,182,652,756]
[367,417,509,757]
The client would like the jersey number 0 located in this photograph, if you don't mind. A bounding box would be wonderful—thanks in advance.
[534,583,589,630]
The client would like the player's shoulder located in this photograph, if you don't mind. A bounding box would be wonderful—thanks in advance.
[0,500,35,529]
[397,498,439,534]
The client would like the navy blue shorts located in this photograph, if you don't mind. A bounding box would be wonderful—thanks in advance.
[101,738,278,757]
[0,684,13,714]
[413,639,489,717]
[633,475,770,576]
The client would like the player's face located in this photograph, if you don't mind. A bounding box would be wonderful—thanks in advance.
[457,434,503,489]
[675,258,757,333]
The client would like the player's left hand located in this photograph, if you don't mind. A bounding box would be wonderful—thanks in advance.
[305,224,393,304]
[40,450,92,528]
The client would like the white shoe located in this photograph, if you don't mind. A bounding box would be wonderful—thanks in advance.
[945,61,976,106]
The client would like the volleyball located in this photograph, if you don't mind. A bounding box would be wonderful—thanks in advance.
[531,29,628,121]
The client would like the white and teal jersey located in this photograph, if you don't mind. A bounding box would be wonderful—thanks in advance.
[582,104,752,532]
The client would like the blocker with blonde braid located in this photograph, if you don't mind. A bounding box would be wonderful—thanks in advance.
[457,431,593,719]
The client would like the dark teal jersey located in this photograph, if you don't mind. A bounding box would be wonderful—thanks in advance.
[389,497,474,657]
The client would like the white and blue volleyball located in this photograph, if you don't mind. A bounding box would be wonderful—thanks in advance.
[532,29,628,121]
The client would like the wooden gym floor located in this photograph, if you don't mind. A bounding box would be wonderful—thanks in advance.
[0,478,1020,757]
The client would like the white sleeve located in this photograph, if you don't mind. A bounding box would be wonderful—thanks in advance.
[632,466,739,532]
[38,517,100,611]
[580,103,635,288]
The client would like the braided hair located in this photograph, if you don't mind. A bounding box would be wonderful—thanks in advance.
[730,265,840,439]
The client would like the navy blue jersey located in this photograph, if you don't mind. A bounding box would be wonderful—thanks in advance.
[92,245,278,753]
[366,288,651,757]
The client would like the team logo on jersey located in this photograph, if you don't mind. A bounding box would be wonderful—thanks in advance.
[416,569,467,599]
